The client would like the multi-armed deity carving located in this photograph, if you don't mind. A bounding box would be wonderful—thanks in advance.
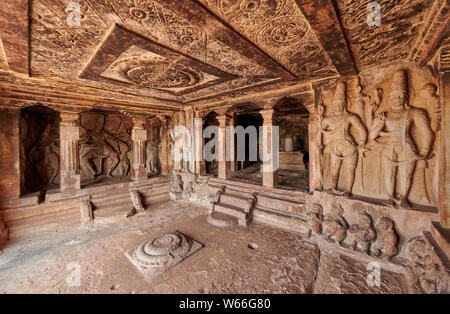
[79,113,131,181]
[318,81,367,197]
[316,68,438,209]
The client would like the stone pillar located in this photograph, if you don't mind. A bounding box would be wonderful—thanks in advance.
[260,108,278,188]
[158,115,171,175]
[229,115,237,172]
[0,108,21,199]
[217,114,231,179]
[306,103,321,192]
[194,114,206,175]
[59,111,81,191]
[440,72,450,228]
[131,116,148,181]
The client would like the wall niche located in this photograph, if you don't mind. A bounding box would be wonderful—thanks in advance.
[20,106,60,195]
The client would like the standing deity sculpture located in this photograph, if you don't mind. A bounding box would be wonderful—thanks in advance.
[368,70,434,208]
[318,81,368,197]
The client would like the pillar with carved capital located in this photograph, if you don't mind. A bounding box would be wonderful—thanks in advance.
[306,103,321,192]
[131,116,148,181]
[260,108,279,188]
[217,114,232,179]
[59,111,81,191]
[229,115,237,172]
[194,113,206,175]
[158,115,171,175]
[440,71,450,228]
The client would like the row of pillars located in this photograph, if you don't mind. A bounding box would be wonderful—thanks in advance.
[59,111,151,192]
[194,108,278,188]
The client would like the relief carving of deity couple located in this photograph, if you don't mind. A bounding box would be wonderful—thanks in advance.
[317,70,434,209]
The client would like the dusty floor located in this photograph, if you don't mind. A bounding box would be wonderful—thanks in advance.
[213,163,309,191]
[0,201,408,294]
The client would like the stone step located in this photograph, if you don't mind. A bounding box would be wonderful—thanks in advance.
[215,203,247,220]
[220,192,252,209]
[6,207,80,233]
[207,211,238,228]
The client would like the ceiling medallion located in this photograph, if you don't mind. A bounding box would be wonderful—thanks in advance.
[122,58,203,89]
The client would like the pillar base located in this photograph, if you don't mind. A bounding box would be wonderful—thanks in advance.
[218,161,231,179]
[263,170,278,188]
[132,164,148,181]
[60,174,81,192]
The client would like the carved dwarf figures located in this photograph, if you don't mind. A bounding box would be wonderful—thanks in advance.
[306,203,324,238]
[169,172,184,201]
[322,203,348,245]
[319,81,367,197]
[370,217,398,261]
[345,211,376,254]
[369,70,434,208]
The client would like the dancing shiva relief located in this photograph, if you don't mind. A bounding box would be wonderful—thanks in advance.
[315,67,439,209]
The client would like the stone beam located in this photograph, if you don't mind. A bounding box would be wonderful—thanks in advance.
[294,0,357,76]
[0,0,29,74]
[410,0,450,65]
[152,0,296,80]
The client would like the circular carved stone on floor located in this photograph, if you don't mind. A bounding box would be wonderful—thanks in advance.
[133,231,192,268]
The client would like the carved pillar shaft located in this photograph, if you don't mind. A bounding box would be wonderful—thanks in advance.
[0,108,21,199]
[194,116,206,175]
[131,116,148,181]
[59,111,81,191]
[159,116,170,175]
[217,114,231,179]
[260,109,278,188]
[229,116,237,172]
[440,72,450,228]
[306,104,321,192]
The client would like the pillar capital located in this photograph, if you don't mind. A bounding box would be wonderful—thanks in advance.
[59,111,79,126]
[260,108,275,125]
[217,114,231,127]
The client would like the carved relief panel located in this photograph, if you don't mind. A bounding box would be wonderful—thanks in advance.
[316,64,440,209]
[79,111,133,182]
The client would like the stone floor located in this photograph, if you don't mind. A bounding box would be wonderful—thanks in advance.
[223,163,309,192]
[0,201,408,294]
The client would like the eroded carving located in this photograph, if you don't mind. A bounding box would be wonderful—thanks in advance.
[169,173,184,201]
[306,203,323,238]
[345,211,376,254]
[125,231,202,283]
[370,217,398,261]
[319,81,367,196]
[368,70,434,208]
[322,203,348,245]
[406,236,449,294]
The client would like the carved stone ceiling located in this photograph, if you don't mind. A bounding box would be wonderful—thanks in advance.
[11,0,437,109]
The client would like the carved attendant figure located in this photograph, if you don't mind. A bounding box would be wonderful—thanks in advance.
[322,203,348,245]
[369,70,434,208]
[319,81,367,196]
[345,211,376,254]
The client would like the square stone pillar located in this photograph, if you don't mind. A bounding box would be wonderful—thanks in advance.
[306,103,322,192]
[194,116,206,175]
[260,108,278,188]
[158,115,171,175]
[440,72,450,228]
[228,115,237,172]
[0,108,21,199]
[217,114,231,179]
[59,111,81,191]
[131,116,148,181]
